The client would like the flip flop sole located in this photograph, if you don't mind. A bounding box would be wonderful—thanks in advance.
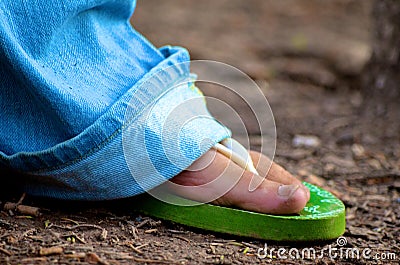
[132,182,345,241]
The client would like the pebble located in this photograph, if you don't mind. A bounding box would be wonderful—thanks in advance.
[351,143,366,159]
[292,134,321,148]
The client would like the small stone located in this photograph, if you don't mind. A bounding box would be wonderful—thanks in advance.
[351,143,366,159]
[367,159,382,170]
[292,134,321,148]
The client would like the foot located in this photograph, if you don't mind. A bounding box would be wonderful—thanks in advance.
[169,149,310,214]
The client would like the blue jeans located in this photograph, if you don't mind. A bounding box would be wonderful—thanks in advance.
[0,0,230,200]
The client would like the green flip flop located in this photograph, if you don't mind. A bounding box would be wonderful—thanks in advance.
[132,138,345,241]
[132,182,345,242]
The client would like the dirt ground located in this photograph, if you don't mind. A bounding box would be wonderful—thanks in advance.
[1,0,399,264]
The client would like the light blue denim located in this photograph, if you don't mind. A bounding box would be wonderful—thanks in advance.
[0,0,230,200]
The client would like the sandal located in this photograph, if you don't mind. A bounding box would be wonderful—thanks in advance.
[131,138,345,241]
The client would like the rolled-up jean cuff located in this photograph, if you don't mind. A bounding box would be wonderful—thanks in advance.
[1,46,231,200]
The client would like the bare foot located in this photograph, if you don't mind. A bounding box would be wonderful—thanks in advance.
[170,149,310,214]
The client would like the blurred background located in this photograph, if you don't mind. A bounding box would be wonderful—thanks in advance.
[131,0,377,159]
[132,0,372,82]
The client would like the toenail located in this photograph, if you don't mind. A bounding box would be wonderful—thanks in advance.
[277,184,300,199]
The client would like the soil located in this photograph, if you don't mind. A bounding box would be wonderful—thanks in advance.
[1,1,399,264]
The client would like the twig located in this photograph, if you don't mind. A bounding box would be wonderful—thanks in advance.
[26,235,45,242]
[227,241,244,247]
[21,228,35,238]
[130,225,139,239]
[0,247,12,256]
[3,203,40,217]
[240,242,260,249]
[174,235,190,243]
[73,234,86,244]
[60,217,80,225]
[127,243,143,254]
[210,243,224,246]
[86,252,109,265]
[99,228,108,241]
[3,193,40,217]
[20,257,47,263]
[136,219,150,228]
[167,229,187,234]
[136,243,149,250]
[50,223,103,231]
[144,228,157,234]
[39,246,63,256]
[63,233,86,244]
[132,257,177,264]
[210,245,216,255]
[0,233,12,239]
[64,252,86,259]
[212,239,237,243]
[17,193,26,205]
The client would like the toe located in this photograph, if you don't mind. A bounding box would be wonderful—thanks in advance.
[218,171,309,214]
[249,151,310,201]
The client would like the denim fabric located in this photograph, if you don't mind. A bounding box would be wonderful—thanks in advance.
[0,0,231,200]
